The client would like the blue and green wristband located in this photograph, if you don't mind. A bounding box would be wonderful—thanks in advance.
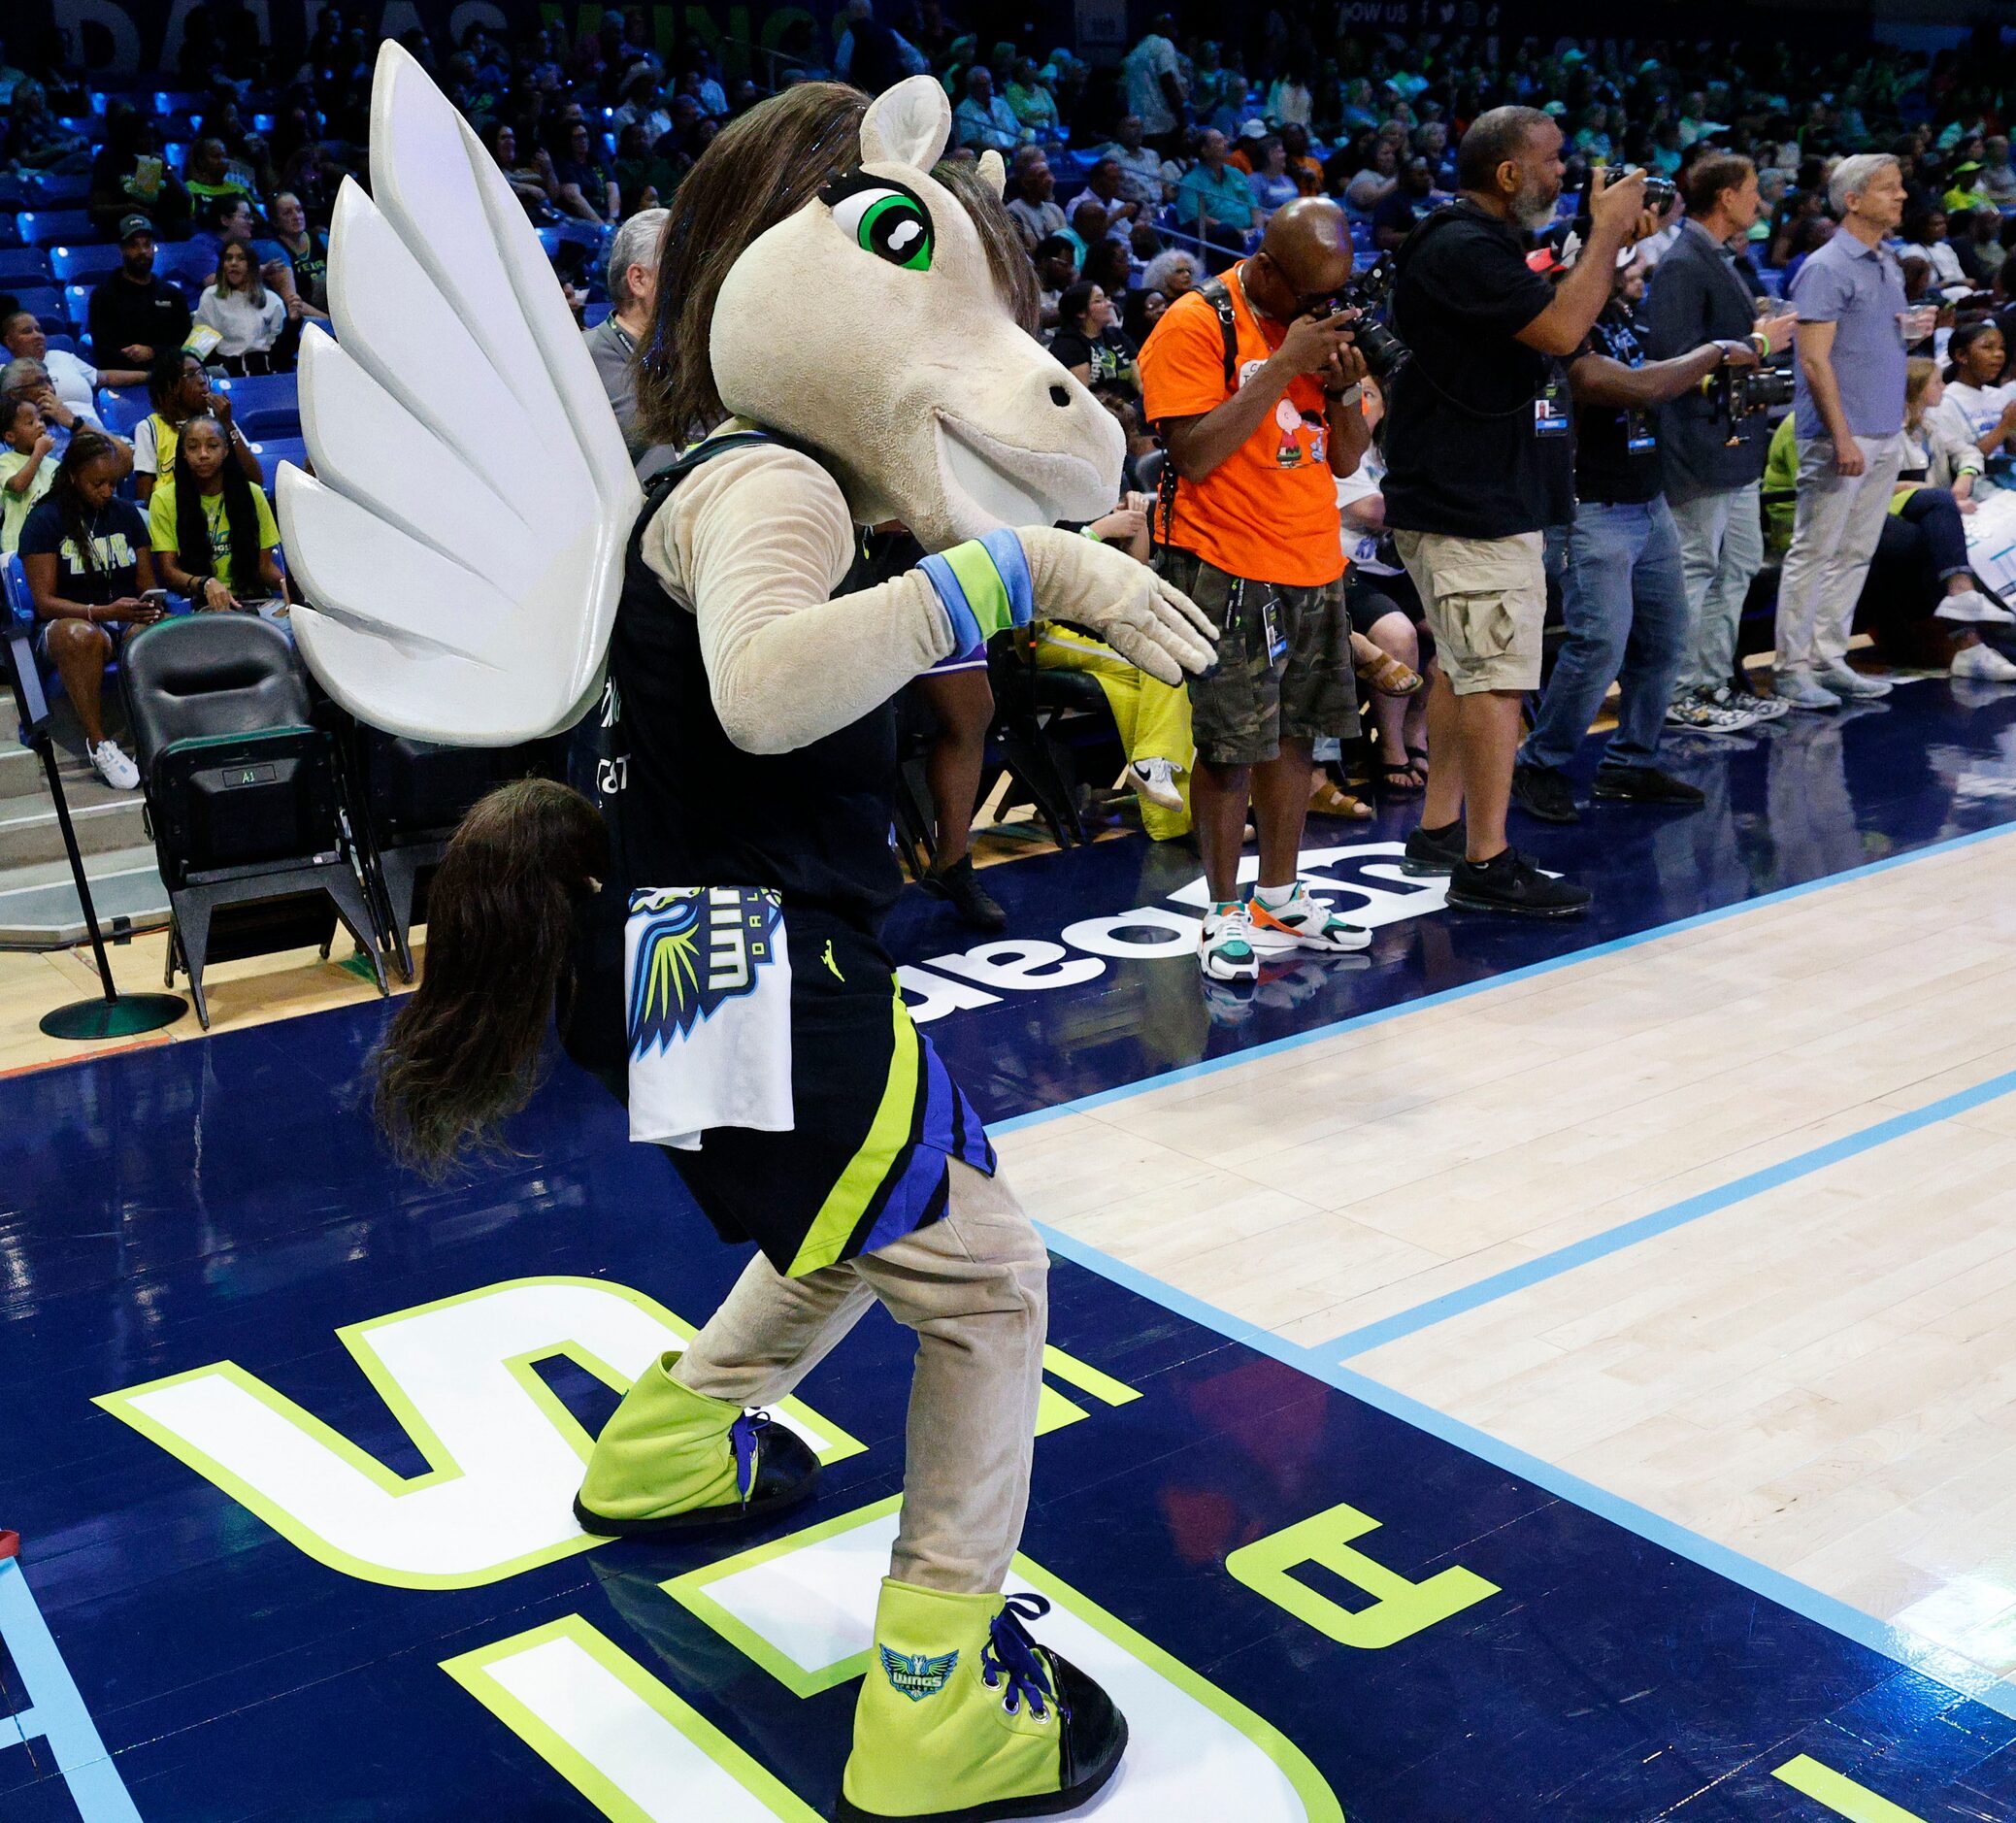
[919,530,1036,657]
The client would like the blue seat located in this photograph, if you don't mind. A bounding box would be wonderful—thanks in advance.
[160,241,216,284]
[0,248,53,284]
[152,90,204,117]
[17,210,99,249]
[0,176,28,214]
[99,387,151,439]
[582,300,612,327]
[248,437,308,491]
[50,244,122,285]
[4,555,32,633]
[43,333,79,356]
[62,283,94,327]
[238,405,302,442]
[12,288,70,331]
[55,115,105,143]
[213,372,298,416]
[29,172,91,209]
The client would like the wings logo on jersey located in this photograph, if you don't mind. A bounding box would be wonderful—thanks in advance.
[626,886,783,1056]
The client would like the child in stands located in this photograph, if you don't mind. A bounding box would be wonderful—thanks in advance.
[0,393,55,556]
[148,414,283,609]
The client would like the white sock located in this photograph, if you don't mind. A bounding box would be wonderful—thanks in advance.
[1253,880,1299,910]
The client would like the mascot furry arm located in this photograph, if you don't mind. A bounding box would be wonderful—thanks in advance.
[275,47,1213,751]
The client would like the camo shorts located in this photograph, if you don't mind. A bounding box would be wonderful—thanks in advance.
[1155,547,1359,768]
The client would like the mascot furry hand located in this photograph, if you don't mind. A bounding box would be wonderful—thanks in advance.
[275,48,1213,747]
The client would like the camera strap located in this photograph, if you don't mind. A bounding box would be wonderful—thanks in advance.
[1151,277,1242,554]
[1390,205,1559,422]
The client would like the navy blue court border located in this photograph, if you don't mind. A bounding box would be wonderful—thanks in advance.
[986,816,2016,1723]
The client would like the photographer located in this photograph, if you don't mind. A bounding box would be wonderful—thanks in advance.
[1382,108,1652,917]
[1639,153,1798,732]
[1773,153,1921,711]
[1140,198,1374,983]
[1512,233,1766,826]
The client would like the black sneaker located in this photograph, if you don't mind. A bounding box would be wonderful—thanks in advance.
[923,855,1008,932]
[1591,765,1706,809]
[1510,763,1579,824]
[1401,819,1466,877]
[1447,847,1591,918]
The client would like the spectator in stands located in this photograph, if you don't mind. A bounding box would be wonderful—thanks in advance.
[1343,137,1401,213]
[259,192,331,315]
[1005,152,1065,249]
[1774,152,1917,710]
[133,348,261,502]
[182,138,257,213]
[1101,116,1169,210]
[196,241,288,376]
[1944,160,1995,216]
[1005,57,1060,139]
[1207,73,1261,138]
[480,118,558,215]
[1140,199,1375,980]
[1176,131,1256,268]
[88,106,191,236]
[148,414,283,608]
[1248,138,1302,219]
[952,66,1023,154]
[1048,282,1137,392]
[87,219,193,373]
[4,81,88,173]
[2,313,142,420]
[1981,135,2016,206]
[0,395,55,557]
[1280,123,1323,197]
[1081,157,1141,236]
[1120,16,1185,153]
[186,193,261,287]
[551,116,620,222]
[1930,319,2016,471]
[1060,197,1113,267]
[1141,248,1200,307]
[1641,152,1798,733]
[1267,57,1314,132]
[1372,155,1437,252]
[584,207,675,478]
[612,68,673,145]
[17,430,159,791]
[1031,234,1076,327]
[833,0,930,87]
[1902,205,1971,300]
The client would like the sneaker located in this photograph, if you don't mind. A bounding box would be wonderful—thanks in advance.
[1665,687,1757,734]
[1510,762,1579,824]
[89,739,140,791]
[1951,641,2016,681]
[1815,660,1892,701]
[1127,756,1184,812]
[1248,882,1372,953]
[1199,901,1260,981]
[1401,818,1466,877]
[1772,670,1842,713]
[1703,682,1786,723]
[1933,588,2016,626]
[1592,764,1706,809]
[922,855,1007,932]
[1447,847,1591,919]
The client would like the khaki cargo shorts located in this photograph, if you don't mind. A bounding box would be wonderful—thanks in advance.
[1393,529,1546,695]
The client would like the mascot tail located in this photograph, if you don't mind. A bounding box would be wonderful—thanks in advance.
[375,779,608,1172]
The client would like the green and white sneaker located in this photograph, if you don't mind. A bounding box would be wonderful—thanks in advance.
[1199,900,1259,981]
[572,1351,818,1537]
[837,1580,1127,1822]
[1248,882,1372,953]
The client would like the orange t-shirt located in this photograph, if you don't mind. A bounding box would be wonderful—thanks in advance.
[1138,265,1343,587]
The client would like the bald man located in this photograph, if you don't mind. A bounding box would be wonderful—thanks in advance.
[1139,199,1377,984]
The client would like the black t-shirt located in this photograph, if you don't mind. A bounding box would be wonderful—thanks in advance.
[1048,324,1137,388]
[17,495,149,606]
[1372,186,1433,244]
[87,274,193,363]
[1383,199,1576,539]
[1571,303,1663,506]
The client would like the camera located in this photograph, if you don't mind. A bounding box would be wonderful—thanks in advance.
[1604,166,1676,215]
[1323,254,1409,381]
[1700,362,1796,444]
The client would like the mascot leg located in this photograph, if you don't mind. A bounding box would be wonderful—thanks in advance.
[838,1161,1128,1822]
[573,1258,870,1535]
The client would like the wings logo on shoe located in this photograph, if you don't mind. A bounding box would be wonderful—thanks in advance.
[879,1645,960,1701]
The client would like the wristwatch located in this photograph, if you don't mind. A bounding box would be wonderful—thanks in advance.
[1326,381,1365,406]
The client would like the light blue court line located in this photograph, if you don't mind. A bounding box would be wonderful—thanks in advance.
[1034,1219,2016,1725]
[992,817,2016,1140]
[1319,1063,2016,1360]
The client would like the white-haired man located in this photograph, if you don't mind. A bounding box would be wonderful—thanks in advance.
[1773,152,1919,709]
[583,207,675,479]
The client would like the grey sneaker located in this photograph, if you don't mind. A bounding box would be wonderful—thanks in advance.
[1773,669,1842,712]
[1815,660,1892,700]
[1702,683,1782,725]
[1668,686,1758,734]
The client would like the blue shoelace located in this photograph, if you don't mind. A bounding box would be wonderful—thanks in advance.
[728,1409,769,1506]
[979,1592,1065,1720]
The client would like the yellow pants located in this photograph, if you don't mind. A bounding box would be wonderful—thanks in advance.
[1032,623,1196,840]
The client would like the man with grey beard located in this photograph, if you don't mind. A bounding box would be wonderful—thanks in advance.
[1381,105,1648,917]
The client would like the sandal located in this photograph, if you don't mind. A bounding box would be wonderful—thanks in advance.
[1350,632,1423,698]
[1308,778,1373,819]
[1372,758,1425,798]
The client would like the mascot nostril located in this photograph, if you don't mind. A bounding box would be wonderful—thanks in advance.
[1048,385,1071,407]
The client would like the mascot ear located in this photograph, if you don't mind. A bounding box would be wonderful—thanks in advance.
[977,149,1007,198]
[861,75,952,171]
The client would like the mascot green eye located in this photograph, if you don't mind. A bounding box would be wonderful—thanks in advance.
[818,170,935,273]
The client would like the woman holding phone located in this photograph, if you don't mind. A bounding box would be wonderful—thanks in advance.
[149,414,284,611]
[17,431,160,789]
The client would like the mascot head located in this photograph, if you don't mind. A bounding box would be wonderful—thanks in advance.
[635,77,1122,550]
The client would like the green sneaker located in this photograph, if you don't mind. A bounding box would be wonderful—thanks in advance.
[572,1350,819,1538]
[837,1580,1127,1822]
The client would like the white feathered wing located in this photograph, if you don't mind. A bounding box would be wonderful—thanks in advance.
[275,40,642,745]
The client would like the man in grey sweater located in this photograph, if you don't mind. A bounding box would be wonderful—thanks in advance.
[582,207,678,480]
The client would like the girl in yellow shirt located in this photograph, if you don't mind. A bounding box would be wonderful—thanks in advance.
[147,413,282,608]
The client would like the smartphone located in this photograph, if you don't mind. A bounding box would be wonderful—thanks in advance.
[141,588,169,607]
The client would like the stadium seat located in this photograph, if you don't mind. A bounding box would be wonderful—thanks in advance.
[238,406,304,442]
[17,210,99,249]
[50,245,123,286]
[0,248,53,284]
[120,613,387,1028]
[99,387,150,439]
[11,289,71,332]
[28,173,91,209]
[43,333,79,356]
[247,438,309,491]
[212,372,299,418]
[62,284,93,327]
[582,300,612,327]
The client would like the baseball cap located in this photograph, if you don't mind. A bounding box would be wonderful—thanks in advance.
[1955,160,1984,176]
[1239,118,1268,140]
[116,214,154,243]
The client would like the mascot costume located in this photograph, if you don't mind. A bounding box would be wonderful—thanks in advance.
[275,44,1216,1823]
